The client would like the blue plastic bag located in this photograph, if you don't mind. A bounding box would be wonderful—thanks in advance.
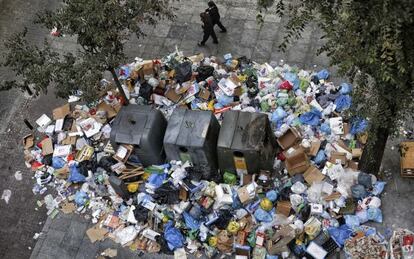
[350,118,368,135]
[271,107,287,124]
[217,94,233,106]
[266,190,278,202]
[351,184,368,199]
[335,95,352,112]
[340,83,352,94]
[164,221,184,251]
[314,150,326,164]
[147,173,167,189]
[232,190,243,209]
[320,123,331,134]
[52,157,66,169]
[299,108,322,126]
[68,165,86,183]
[183,212,201,230]
[372,181,386,196]
[356,210,369,224]
[74,191,88,206]
[317,69,330,80]
[344,215,360,227]
[367,208,383,223]
[254,208,273,222]
[328,224,353,246]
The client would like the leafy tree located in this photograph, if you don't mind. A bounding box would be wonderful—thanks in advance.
[1,0,175,104]
[257,0,414,175]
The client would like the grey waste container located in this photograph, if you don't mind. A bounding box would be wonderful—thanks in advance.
[217,110,277,174]
[110,105,167,166]
[163,108,220,180]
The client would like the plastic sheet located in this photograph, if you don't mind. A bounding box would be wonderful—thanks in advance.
[183,212,201,230]
[299,108,322,126]
[335,95,352,112]
[340,83,352,94]
[68,165,86,183]
[350,118,368,135]
[317,69,330,80]
[164,221,185,251]
[328,224,353,246]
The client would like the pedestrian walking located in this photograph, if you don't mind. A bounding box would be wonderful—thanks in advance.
[198,12,218,46]
[205,1,227,33]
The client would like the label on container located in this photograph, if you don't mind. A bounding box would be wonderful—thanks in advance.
[234,156,247,175]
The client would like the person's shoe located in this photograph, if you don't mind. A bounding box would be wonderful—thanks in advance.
[220,30,227,33]
[213,41,219,44]
[197,42,205,47]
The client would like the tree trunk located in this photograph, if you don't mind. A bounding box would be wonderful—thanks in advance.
[109,67,129,106]
[358,126,390,175]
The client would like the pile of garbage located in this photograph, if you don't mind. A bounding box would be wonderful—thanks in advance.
[22,49,414,258]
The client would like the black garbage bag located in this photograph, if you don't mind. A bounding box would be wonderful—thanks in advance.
[139,81,153,102]
[152,183,180,204]
[213,209,233,230]
[134,205,149,223]
[279,186,292,201]
[155,235,174,255]
[196,65,214,82]
[98,156,117,172]
[175,61,192,83]
[185,167,203,182]
[79,159,97,176]
[42,154,53,166]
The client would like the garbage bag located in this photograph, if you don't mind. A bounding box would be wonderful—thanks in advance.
[335,95,351,112]
[152,183,180,204]
[271,107,287,124]
[291,182,307,194]
[52,157,66,169]
[214,210,233,230]
[163,221,184,251]
[196,65,214,82]
[68,165,86,183]
[320,123,331,134]
[74,190,88,206]
[147,173,167,189]
[266,190,278,202]
[372,181,386,196]
[284,72,300,90]
[317,69,330,80]
[356,210,369,224]
[340,83,352,95]
[217,94,233,106]
[344,215,360,227]
[358,172,372,188]
[183,212,201,230]
[175,61,192,83]
[367,208,383,223]
[139,81,153,101]
[134,205,149,223]
[299,108,322,126]
[254,208,273,222]
[279,80,293,90]
[328,224,353,246]
[350,118,368,135]
[351,184,368,199]
[314,150,326,164]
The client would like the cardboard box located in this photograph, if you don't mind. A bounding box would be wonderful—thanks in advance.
[329,151,347,165]
[308,139,321,157]
[41,138,54,156]
[23,134,34,149]
[284,147,310,175]
[53,104,71,120]
[197,87,210,100]
[304,165,325,185]
[276,201,292,217]
[348,160,359,171]
[165,87,182,103]
[352,148,363,159]
[96,101,117,119]
[277,127,301,150]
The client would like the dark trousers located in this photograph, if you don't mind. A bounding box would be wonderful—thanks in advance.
[201,30,218,44]
[213,20,227,32]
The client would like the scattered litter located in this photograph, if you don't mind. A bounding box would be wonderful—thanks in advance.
[21,49,411,258]
[15,171,23,181]
[1,189,11,204]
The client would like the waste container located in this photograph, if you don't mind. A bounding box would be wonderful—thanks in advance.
[217,110,277,175]
[110,105,167,166]
[163,108,220,180]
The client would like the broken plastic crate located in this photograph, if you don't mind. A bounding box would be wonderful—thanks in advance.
[110,105,167,166]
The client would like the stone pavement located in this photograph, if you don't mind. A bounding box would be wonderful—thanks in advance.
[0,0,412,258]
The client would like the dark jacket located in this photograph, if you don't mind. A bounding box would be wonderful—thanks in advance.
[201,13,214,33]
[205,6,220,23]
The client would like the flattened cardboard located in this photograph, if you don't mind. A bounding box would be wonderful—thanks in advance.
[198,87,210,100]
[165,87,182,103]
[277,127,301,150]
[23,134,34,149]
[61,202,76,214]
[54,166,70,179]
[276,201,292,217]
[97,102,117,119]
[324,192,342,201]
[86,225,108,243]
[304,165,325,185]
[41,138,54,156]
[53,104,71,120]
[284,147,310,175]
